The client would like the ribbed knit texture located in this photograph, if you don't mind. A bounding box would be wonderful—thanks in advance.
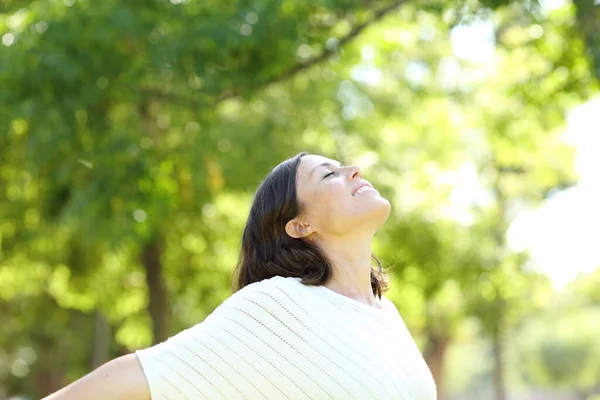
[136,276,437,400]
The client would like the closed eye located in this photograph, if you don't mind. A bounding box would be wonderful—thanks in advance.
[323,171,337,179]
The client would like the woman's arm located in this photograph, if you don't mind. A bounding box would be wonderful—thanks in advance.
[42,353,150,400]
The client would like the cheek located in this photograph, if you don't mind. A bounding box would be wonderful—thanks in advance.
[317,182,353,216]
[321,181,347,203]
[303,184,338,219]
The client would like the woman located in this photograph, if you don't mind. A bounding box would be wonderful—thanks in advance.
[44,153,437,400]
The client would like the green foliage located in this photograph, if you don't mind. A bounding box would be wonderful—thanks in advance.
[517,307,600,393]
[568,267,600,306]
[1,0,598,398]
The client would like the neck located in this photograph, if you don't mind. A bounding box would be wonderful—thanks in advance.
[315,231,382,308]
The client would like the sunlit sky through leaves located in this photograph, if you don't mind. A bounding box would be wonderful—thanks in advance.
[507,97,600,290]
[346,3,598,289]
[448,9,600,290]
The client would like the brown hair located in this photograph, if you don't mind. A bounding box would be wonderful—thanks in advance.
[233,152,389,298]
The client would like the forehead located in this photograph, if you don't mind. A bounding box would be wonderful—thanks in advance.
[296,154,340,184]
[298,155,340,172]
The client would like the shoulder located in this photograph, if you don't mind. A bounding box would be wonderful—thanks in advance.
[235,275,304,297]
[209,276,306,319]
[381,295,396,310]
[380,296,413,330]
[381,295,402,316]
[231,275,305,304]
[136,277,306,399]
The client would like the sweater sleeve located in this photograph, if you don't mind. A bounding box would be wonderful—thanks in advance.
[135,277,296,400]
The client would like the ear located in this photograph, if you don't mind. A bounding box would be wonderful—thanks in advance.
[285,217,317,239]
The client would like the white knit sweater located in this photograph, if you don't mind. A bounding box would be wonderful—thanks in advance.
[136,276,437,400]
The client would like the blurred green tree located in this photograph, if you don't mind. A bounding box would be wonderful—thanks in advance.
[1,0,598,399]
[518,308,600,400]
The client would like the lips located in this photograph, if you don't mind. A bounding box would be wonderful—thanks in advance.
[352,182,374,196]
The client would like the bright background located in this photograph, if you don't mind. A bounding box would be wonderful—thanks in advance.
[1,0,599,399]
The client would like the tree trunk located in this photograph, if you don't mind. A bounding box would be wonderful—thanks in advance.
[34,368,66,399]
[91,311,111,368]
[140,236,172,344]
[492,328,506,400]
[424,334,449,400]
[572,0,600,81]
[490,167,508,400]
[577,389,590,400]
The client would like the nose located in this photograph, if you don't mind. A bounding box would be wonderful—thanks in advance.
[346,165,362,180]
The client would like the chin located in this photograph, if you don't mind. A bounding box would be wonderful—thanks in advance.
[373,198,392,227]
[363,196,391,233]
[335,195,392,235]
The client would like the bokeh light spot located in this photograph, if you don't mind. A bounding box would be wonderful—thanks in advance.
[96,76,109,89]
[11,119,28,136]
[11,359,28,378]
[361,45,375,61]
[35,21,48,33]
[529,24,544,39]
[133,209,147,223]
[217,138,232,153]
[240,24,252,36]
[18,348,37,365]
[297,44,312,59]
[2,33,15,47]
[157,114,171,130]
[184,121,201,135]
[8,9,29,30]
[140,137,153,149]
[246,12,258,25]
[325,37,339,51]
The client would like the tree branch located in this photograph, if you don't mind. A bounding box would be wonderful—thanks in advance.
[137,88,211,110]
[141,0,407,109]
[571,0,600,82]
[219,0,408,102]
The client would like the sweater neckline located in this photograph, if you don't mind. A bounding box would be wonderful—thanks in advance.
[316,285,388,314]
[311,282,391,315]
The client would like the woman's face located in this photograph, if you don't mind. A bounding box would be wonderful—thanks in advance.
[293,154,391,238]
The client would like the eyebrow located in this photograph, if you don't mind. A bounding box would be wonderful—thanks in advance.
[310,162,343,178]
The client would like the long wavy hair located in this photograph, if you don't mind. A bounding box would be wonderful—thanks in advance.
[233,152,389,298]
